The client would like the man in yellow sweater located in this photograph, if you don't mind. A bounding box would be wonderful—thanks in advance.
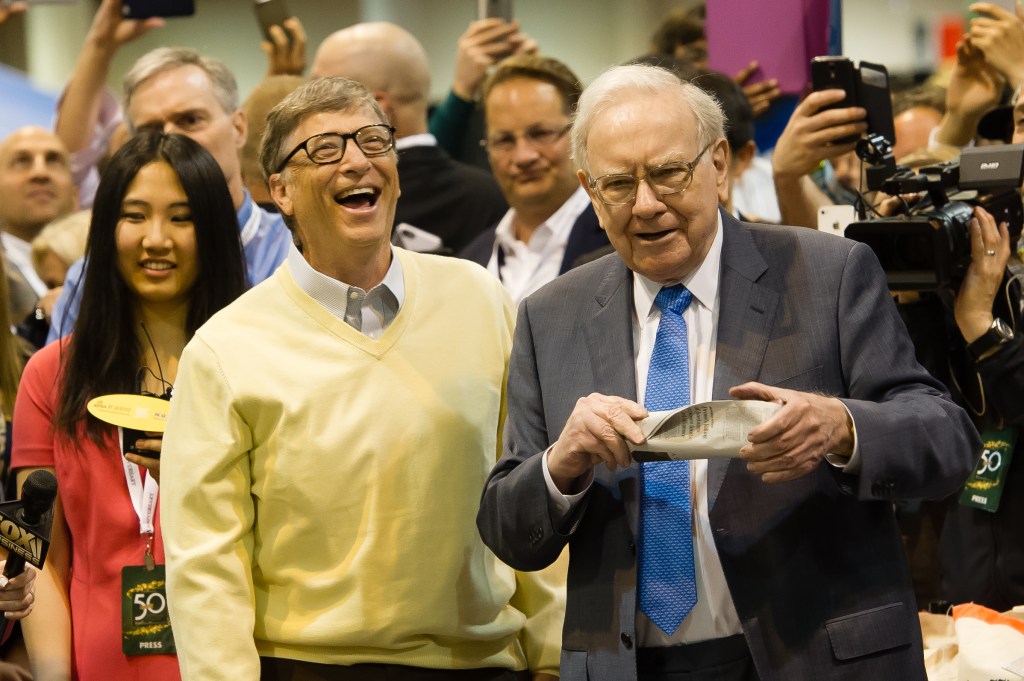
[160,77,564,681]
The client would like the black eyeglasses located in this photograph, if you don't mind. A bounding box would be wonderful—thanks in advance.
[275,124,396,173]
[481,123,571,155]
[587,143,713,205]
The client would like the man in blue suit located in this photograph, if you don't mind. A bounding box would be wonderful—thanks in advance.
[461,54,608,303]
[477,63,979,681]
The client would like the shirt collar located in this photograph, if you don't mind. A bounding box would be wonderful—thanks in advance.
[0,232,31,258]
[236,189,254,225]
[395,133,438,151]
[286,242,405,317]
[633,210,724,319]
[494,186,590,251]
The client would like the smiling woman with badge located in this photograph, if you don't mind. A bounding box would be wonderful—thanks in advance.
[10,131,246,680]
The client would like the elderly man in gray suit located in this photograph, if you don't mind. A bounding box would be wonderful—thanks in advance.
[476,64,979,681]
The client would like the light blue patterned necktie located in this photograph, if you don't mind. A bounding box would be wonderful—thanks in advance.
[639,283,697,635]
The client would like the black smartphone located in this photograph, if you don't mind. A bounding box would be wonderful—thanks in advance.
[122,427,161,459]
[478,0,512,21]
[254,0,291,44]
[857,61,897,151]
[122,0,194,19]
[811,56,857,105]
[811,56,896,147]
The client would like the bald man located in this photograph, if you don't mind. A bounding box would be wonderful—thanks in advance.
[0,127,76,324]
[312,22,506,253]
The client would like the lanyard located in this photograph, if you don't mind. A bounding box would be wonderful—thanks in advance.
[118,428,159,535]
[239,199,261,248]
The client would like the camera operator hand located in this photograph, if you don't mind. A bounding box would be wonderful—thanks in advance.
[955,206,1011,343]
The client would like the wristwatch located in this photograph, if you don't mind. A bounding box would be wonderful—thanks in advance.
[966,317,1015,361]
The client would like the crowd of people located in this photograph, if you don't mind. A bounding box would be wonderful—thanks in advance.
[0,1,1020,680]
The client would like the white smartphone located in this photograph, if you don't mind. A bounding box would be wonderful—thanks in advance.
[817,205,855,237]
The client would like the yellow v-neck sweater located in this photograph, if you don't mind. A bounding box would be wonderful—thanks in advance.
[161,249,564,680]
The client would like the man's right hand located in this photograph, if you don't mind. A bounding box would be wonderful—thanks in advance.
[968,1,1024,89]
[0,1,26,24]
[772,89,866,180]
[262,16,307,77]
[86,0,164,52]
[547,394,647,493]
[452,18,531,101]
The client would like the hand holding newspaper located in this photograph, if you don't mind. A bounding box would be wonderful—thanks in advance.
[630,399,781,462]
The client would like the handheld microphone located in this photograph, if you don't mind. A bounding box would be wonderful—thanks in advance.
[0,470,58,579]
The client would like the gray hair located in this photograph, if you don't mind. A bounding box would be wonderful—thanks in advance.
[259,77,389,181]
[571,63,725,173]
[123,48,239,130]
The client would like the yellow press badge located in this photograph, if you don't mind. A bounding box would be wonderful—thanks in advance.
[87,394,169,433]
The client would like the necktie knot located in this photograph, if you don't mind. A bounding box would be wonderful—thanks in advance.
[654,284,692,316]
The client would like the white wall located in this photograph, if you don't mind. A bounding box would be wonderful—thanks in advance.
[15,0,1008,103]
[21,0,676,102]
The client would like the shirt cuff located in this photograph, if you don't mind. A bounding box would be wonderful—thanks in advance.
[824,402,860,473]
[542,446,593,518]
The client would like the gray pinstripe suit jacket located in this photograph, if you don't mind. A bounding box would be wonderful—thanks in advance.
[478,210,979,681]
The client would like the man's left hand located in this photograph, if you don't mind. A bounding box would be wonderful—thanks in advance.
[729,382,853,483]
[532,674,558,681]
[733,60,781,117]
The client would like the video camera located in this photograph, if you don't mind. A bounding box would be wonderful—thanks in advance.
[844,139,1024,291]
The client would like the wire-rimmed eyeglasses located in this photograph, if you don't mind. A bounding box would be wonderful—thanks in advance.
[586,143,713,205]
[480,123,571,155]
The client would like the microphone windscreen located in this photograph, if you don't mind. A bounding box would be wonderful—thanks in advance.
[21,470,58,525]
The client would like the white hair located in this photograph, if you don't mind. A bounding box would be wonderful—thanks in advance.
[571,63,725,173]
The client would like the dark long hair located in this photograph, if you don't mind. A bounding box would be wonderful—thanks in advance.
[56,131,247,441]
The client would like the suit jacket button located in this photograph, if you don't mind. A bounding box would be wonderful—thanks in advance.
[620,632,633,650]
[627,541,636,554]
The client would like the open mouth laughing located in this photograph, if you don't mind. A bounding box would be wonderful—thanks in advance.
[334,186,381,210]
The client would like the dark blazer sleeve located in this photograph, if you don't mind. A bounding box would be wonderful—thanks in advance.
[832,242,980,500]
[477,295,584,572]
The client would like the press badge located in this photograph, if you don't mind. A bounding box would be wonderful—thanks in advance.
[121,564,176,655]
[959,427,1016,513]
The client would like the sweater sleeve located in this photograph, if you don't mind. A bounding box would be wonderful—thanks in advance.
[510,554,567,676]
[160,336,259,681]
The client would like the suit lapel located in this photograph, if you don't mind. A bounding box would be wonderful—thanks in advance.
[583,256,641,537]
[709,213,778,510]
[585,256,637,400]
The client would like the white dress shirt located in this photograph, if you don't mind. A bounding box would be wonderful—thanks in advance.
[486,187,591,305]
[286,244,404,339]
[394,132,438,151]
[544,212,744,645]
[1,232,48,298]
